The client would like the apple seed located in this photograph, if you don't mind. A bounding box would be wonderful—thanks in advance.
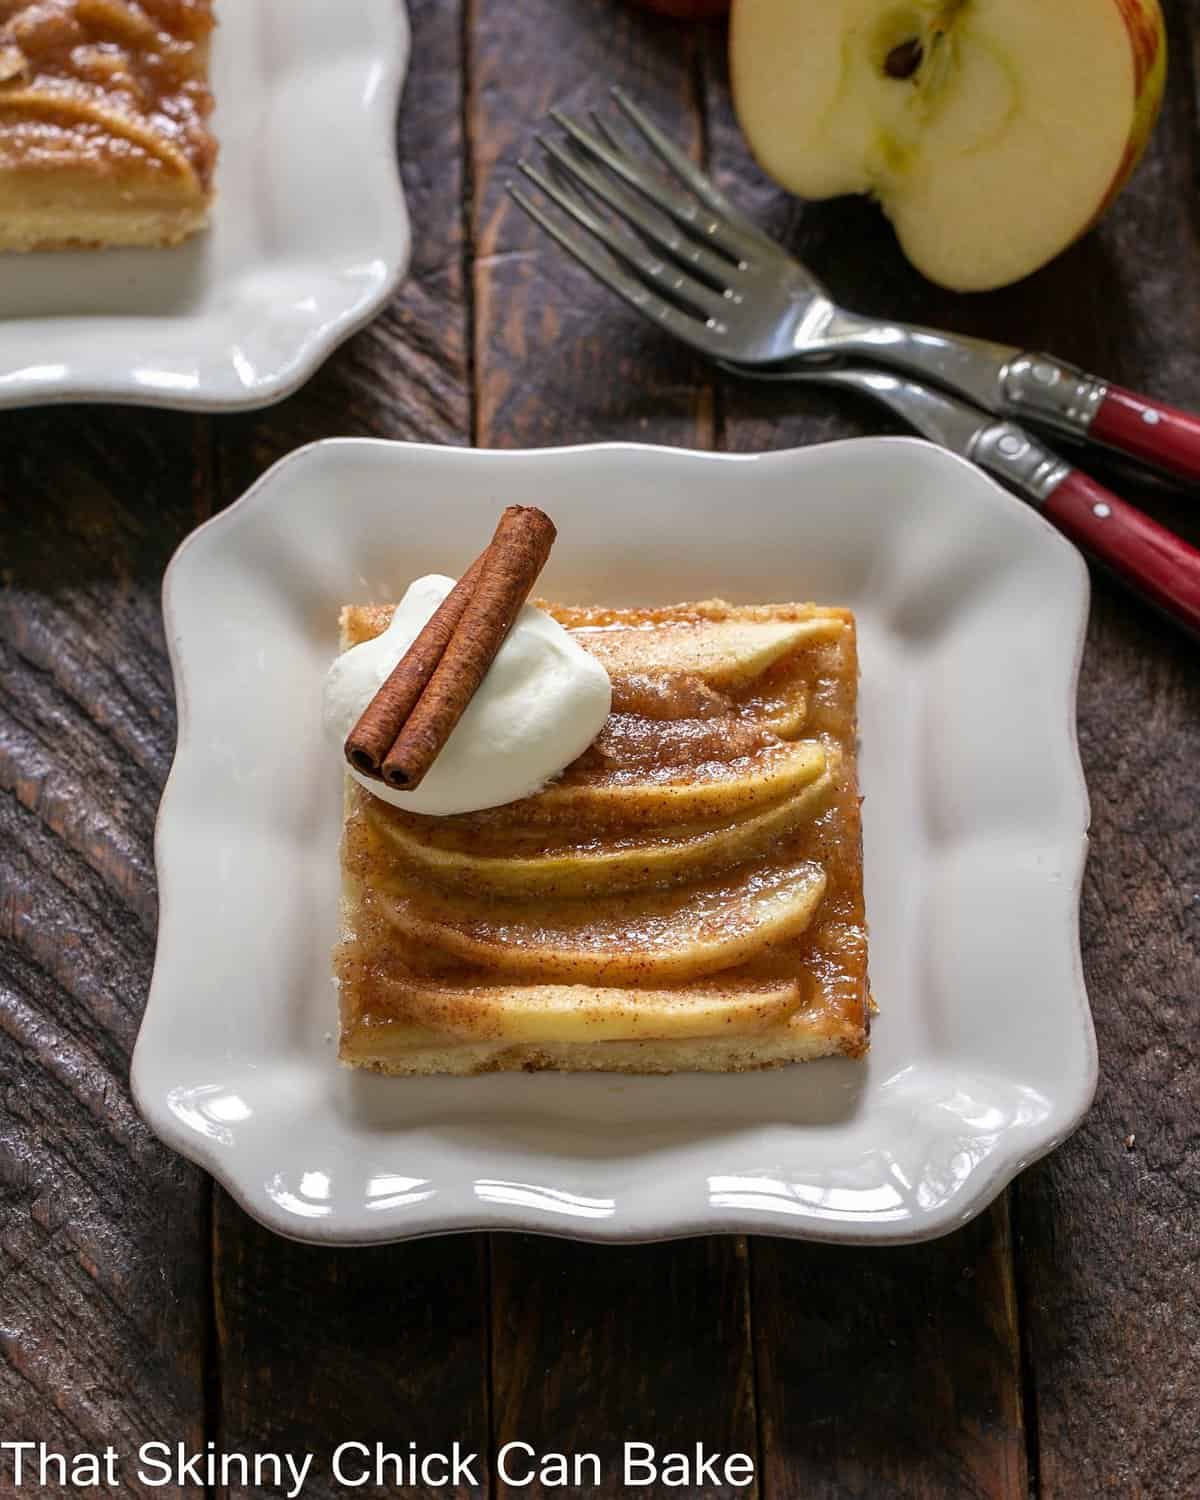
[883,37,923,79]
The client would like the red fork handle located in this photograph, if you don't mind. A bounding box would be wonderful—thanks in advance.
[1043,469,1200,636]
[1091,386,1200,484]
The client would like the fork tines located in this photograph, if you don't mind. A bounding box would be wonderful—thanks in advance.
[509,90,769,356]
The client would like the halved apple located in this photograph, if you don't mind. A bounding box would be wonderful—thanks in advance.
[730,0,1167,291]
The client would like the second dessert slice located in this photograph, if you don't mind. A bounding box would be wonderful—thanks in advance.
[0,0,217,251]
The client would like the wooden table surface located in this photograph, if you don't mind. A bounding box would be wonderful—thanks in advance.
[2,2,1198,1496]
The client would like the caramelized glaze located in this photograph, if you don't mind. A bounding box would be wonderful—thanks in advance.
[0,0,214,185]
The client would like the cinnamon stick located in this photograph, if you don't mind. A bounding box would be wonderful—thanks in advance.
[380,505,556,790]
[344,553,486,776]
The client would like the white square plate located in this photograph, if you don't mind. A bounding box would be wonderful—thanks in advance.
[0,0,409,410]
[135,438,1095,1244]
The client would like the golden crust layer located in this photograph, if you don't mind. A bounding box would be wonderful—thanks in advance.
[0,0,215,249]
[336,597,870,1075]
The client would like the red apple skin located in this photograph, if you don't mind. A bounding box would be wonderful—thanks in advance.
[1091,0,1167,224]
[631,0,730,17]
[1117,0,1166,93]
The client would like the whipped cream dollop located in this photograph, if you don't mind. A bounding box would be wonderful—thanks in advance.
[323,574,612,817]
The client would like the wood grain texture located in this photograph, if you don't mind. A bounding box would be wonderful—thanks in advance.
[208,11,492,1500]
[0,411,211,1496]
[491,1236,758,1500]
[470,0,714,449]
[753,1203,1026,1500]
[212,1200,490,1499]
[1015,586,1200,1500]
[1012,7,1200,1489]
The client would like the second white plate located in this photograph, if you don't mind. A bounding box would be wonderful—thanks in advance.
[0,0,410,410]
[136,437,1095,1245]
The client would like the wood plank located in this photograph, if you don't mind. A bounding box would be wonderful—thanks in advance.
[212,1210,490,1499]
[700,26,1029,1499]
[491,1235,757,1498]
[469,5,756,1496]
[1014,582,1200,1500]
[209,8,492,1498]
[754,1203,1026,1500]
[470,0,714,450]
[0,409,211,1496]
[1012,3,1200,1489]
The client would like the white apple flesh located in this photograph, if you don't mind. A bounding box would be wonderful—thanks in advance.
[730,0,1167,291]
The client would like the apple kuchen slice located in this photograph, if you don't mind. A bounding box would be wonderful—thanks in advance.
[335,597,870,1074]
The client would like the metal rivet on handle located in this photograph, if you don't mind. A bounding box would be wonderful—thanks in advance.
[1093,503,1112,519]
[1032,362,1058,385]
[997,433,1027,458]
[1142,409,1161,425]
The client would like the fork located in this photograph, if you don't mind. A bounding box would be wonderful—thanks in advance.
[756,365,1200,637]
[509,89,1200,485]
